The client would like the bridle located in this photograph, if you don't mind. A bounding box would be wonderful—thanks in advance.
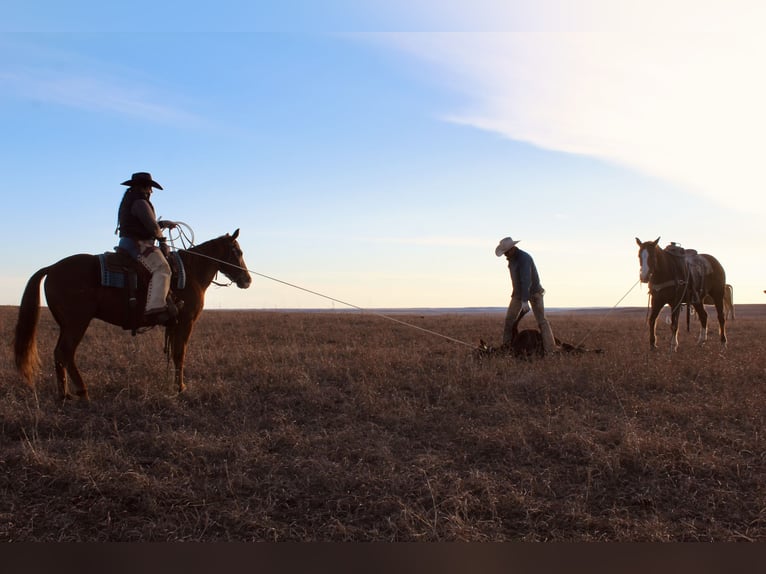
[211,240,249,287]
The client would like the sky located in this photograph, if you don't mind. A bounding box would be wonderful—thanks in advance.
[2,1,765,311]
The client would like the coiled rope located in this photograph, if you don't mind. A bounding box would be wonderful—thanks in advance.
[162,220,195,250]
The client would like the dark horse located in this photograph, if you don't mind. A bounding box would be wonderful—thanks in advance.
[635,237,727,352]
[14,230,251,400]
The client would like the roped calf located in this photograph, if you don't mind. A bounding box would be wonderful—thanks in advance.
[476,308,603,359]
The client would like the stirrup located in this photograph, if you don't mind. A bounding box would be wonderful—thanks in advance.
[144,309,171,326]
[167,298,184,317]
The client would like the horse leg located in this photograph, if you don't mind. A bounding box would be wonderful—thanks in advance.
[174,350,186,394]
[53,323,90,401]
[715,299,728,350]
[170,321,194,393]
[693,302,708,346]
[53,350,69,400]
[669,307,681,353]
[648,305,661,349]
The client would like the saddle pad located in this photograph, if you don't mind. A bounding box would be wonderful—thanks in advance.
[98,253,135,289]
[97,251,186,289]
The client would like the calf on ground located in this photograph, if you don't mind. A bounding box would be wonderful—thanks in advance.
[475,308,603,359]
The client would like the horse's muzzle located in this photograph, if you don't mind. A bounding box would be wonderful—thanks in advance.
[236,273,252,289]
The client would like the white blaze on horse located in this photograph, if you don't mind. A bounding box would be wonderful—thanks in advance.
[636,237,727,353]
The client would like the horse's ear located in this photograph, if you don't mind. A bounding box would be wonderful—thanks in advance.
[653,237,660,246]
[635,237,642,246]
[231,228,240,239]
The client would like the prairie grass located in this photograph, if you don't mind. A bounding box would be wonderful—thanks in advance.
[0,305,764,541]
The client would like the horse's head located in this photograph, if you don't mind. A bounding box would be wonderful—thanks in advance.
[635,236,660,283]
[218,229,252,289]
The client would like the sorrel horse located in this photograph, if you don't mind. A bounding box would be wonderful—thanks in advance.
[635,237,727,352]
[14,229,251,400]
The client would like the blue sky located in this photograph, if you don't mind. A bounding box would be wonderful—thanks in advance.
[2,1,765,310]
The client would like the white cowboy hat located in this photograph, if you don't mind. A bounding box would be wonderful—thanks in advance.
[495,236,520,256]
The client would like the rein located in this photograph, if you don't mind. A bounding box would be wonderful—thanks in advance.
[166,224,241,287]
[178,249,244,286]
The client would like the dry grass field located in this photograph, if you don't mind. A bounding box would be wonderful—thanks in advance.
[1,304,764,541]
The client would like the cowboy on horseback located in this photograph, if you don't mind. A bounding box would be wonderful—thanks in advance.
[116,172,180,325]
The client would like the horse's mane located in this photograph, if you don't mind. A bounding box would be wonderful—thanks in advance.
[186,234,231,252]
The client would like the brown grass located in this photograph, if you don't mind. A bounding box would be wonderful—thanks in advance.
[1,305,764,541]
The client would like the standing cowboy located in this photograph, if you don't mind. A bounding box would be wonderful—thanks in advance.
[495,236,559,354]
[116,172,178,324]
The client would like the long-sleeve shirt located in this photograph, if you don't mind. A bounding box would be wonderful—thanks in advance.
[507,248,544,302]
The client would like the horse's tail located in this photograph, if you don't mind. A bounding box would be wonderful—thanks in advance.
[13,267,49,386]
[727,284,735,319]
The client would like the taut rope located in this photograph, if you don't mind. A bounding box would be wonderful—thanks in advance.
[181,249,477,349]
[573,279,641,349]
[173,223,638,352]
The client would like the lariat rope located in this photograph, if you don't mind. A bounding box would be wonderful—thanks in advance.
[181,247,644,352]
[573,279,641,349]
[169,223,637,351]
[178,247,477,350]
[163,221,480,347]
[163,220,195,250]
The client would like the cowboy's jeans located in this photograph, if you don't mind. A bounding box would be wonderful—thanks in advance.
[503,292,557,353]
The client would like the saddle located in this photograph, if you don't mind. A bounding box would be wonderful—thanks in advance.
[97,250,186,334]
[663,242,712,303]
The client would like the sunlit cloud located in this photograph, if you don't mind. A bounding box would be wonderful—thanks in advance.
[367,1,766,212]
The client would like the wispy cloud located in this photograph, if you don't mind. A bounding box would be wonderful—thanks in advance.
[368,1,766,211]
[0,67,203,126]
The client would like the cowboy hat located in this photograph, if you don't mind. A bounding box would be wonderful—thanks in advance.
[120,172,163,190]
[495,236,520,256]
